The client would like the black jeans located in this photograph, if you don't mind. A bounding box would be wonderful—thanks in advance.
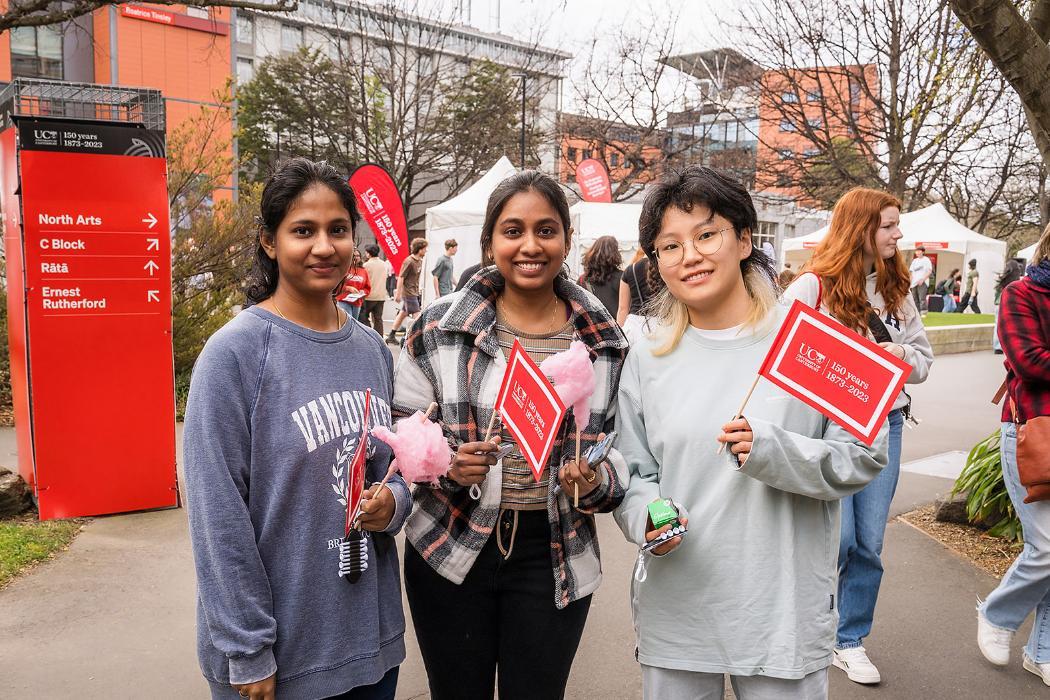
[360,299,385,335]
[404,509,592,700]
[955,292,981,313]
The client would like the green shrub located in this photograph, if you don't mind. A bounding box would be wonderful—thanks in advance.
[951,429,1022,542]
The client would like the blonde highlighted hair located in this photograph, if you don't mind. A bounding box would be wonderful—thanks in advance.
[635,166,779,356]
[1034,222,1050,265]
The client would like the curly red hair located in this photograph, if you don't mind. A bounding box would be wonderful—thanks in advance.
[806,188,909,333]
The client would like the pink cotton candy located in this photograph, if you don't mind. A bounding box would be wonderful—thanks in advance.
[371,411,451,485]
[539,340,596,427]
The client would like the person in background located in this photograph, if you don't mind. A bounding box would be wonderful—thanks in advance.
[977,223,1050,685]
[385,238,428,344]
[431,238,458,297]
[580,235,624,317]
[993,258,1025,354]
[617,248,656,339]
[394,171,627,700]
[184,157,410,700]
[361,244,388,335]
[337,249,370,320]
[937,268,960,313]
[778,266,797,288]
[783,187,933,686]
[909,245,933,314]
[955,258,981,313]
[615,166,886,700]
[455,261,483,292]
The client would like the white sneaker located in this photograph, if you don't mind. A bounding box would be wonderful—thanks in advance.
[1024,654,1050,686]
[976,608,1013,666]
[832,646,881,684]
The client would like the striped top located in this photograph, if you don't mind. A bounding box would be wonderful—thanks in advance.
[494,312,574,510]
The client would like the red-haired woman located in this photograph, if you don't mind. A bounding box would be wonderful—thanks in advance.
[784,188,933,685]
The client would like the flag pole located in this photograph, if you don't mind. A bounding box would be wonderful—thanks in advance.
[574,424,582,508]
[716,374,761,456]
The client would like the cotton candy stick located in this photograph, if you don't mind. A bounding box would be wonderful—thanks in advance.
[716,374,761,456]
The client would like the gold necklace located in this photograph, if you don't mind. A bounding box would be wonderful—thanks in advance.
[271,299,344,331]
[498,293,561,333]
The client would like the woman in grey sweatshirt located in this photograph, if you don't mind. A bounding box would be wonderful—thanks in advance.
[184,159,411,700]
[614,167,887,700]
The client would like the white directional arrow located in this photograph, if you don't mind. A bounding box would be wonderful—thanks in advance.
[146,238,159,251]
[144,260,160,275]
[147,290,160,303]
[142,212,158,229]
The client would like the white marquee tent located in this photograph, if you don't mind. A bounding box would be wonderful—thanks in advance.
[782,203,1007,306]
[567,201,643,275]
[1018,242,1038,262]
[421,156,517,305]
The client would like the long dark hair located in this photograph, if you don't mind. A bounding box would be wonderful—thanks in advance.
[583,235,623,285]
[245,157,361,304]
[480,170,571,266]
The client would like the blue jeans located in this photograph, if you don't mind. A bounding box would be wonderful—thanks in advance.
[337,301,361,320]
[837,409,903,648]
[942,294,956,313]
[980,422,1050,663]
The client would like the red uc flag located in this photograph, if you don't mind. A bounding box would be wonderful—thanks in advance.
[349,164,409,275]
[494,340,567,482]
[758,300,912,445]
[576,158,612,203]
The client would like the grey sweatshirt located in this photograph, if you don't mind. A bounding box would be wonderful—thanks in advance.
[184,306,411,699]
[613,306,887,679]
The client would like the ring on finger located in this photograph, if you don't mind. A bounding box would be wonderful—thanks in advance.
[584,469,597,484]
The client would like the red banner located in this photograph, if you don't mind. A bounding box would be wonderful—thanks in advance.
[576,158,612,203]
[495,340,567,481]
[349,164,409,277]
[758,300,912,445]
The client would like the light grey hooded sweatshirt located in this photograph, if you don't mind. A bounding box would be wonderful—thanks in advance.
[614,305,887,679]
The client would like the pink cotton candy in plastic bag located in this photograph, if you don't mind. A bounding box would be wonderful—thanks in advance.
[539,340,596,427]
[371,410,451,485]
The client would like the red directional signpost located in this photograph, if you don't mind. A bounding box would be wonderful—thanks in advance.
[0,81,177,519]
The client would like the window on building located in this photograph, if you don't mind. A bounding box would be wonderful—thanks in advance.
[785,224,796,238]
[236,57,254,84]
[567,147,577,162]
[806,116,822,129]
[778,148,794,160]
[281,24,303,52]
[754,221,777,255]
[610,152,619,168]
[782,91,799,103]
[779,119,796,132]
[186,6,209,19]
[776,172,793,187]
[849,77,862,103]
[236,14,254,45]
[10,25,63,80]
[806,88,821,102]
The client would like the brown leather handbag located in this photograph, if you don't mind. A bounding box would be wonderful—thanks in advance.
[996,380,1050,503]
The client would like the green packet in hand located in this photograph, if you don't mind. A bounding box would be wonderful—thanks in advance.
[647,498,680,530]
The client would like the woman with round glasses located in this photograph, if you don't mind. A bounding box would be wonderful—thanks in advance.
[613,167,886,700]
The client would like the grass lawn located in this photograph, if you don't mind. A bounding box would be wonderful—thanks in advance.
[922,312,995,327]
[0,515,82,588]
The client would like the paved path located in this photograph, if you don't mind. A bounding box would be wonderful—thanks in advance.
[2,351,1046,698]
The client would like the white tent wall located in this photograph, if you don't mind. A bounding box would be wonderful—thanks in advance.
[421,157,518,306]
[781,204,1007,309]
[568,202,643,278]
[1019,242,1037,262]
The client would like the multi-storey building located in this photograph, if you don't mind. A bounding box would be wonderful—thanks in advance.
[556,112,664,199]
[0,1,569,216]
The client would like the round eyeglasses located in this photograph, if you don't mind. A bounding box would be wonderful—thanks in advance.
[652,227,733,267]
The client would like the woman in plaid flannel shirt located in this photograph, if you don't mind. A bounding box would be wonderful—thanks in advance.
[391,171,628,700]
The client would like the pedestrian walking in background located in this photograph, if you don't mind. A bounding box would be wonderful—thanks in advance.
[385,238,428,344]
[615,166,886,700]
[393,171,628,700]
[993,257,1025,354]
[337,249,370,320]
[184,158,410,700]
[778,265,797,288]
[431,238,458,297]
[784,187,933,685]
[580,235,623,317]
[955,258,981,313]
[909,245,933,313]
[361,244,389,336]
[617,248,656,340]
[977,224,1050,685]
[937,268,960,313]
